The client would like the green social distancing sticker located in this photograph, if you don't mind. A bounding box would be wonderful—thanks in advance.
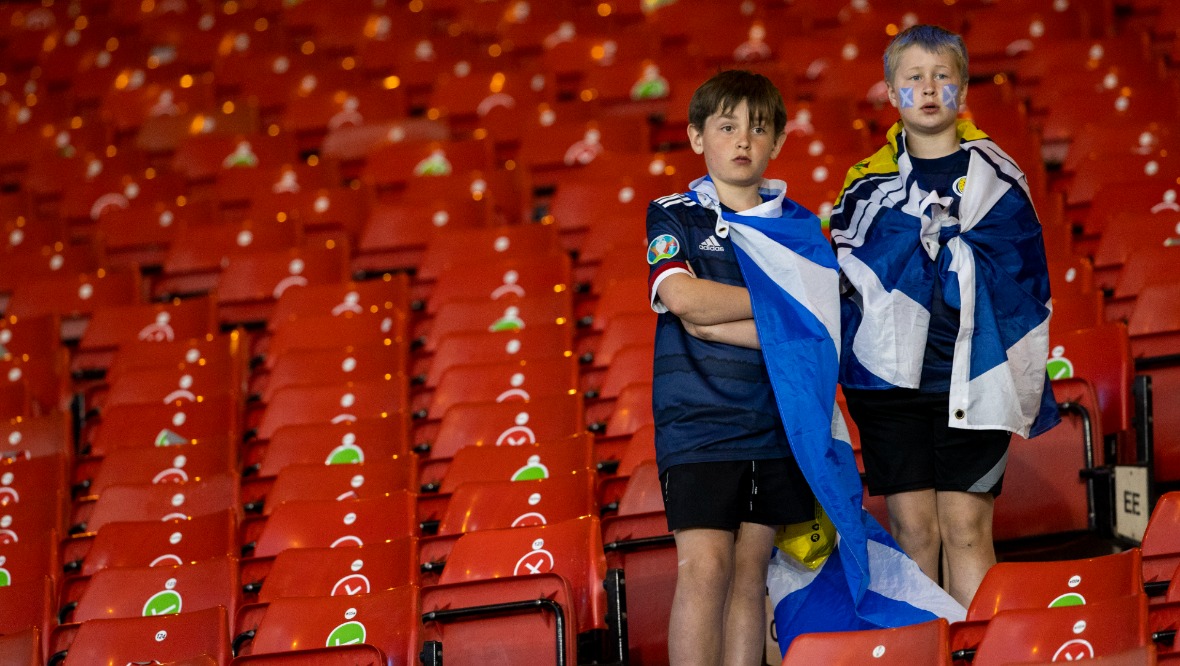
[511,455,549,481]
[1048,592,1086,608]
[326,443,364,465]
[143,589,183,616]
[326,620,367,647]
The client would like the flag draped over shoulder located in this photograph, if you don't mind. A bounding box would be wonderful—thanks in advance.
[830,120,1059,438]
[685,177,966,655]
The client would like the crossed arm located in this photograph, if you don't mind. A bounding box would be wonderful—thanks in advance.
[656,272,761,350]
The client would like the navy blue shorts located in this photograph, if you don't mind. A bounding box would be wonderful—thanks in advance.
[843,388,1012,497]
[659,457,815,532]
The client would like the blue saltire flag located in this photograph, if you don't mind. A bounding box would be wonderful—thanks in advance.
[685,176,966,655]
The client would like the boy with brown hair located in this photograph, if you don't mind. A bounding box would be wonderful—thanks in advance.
[646,69,817,665]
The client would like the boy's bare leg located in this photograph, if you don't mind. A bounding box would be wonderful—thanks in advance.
[669,528,736,666]
[884,489,941,582]
[937,490,996,607]
[723,522,776,666]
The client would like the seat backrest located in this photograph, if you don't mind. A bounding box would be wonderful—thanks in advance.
[0,575,54,635]
[246,584,419,665]
[106,335,244,385]
[438,433,595,493]
[85,473,240,534]
[262,343,407,403]
[267,276,410,333]
[85,441,234,498]
[782,618,950,665]
[425,254,572,314]
[264,458,418,511]
[255,378,409,441]
[440,515,608,633]
[605,381,654,437]
[617,460,664,517]
[428,356,579,420]
[0,626,41,666]
[88,398,240,457]
[426,324,574,387]
[416,224,561,283]
[439,474,597,536]
[967,549,1144,622]
[103,361,242,409]
[1143,492,1180,560]
[72,555,240,624]
[6,268,141,321]
[0,412,71,462]
[1114,246,1180,300]
[78,299,217,353]
[216,244,349,307]
[59,604,230,665]
[251,492,417,559]
[1128,281,1180,356]
[264,313,408,371]
[258,418,410,476]
[71,509,239,577]
[1047,323,1133,435]
[973,594,1149,666]
[423,292,573,352]
[428,392,585,459]
[258,538,418,602]
[596,344,655,400]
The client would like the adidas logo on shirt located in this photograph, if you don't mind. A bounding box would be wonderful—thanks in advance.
[698,235,725,251]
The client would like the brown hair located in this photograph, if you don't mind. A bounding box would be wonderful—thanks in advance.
[688,69,786,137]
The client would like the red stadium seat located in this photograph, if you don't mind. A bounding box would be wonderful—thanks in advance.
[973,594,1150,666]
[600,508,673,665]
[433,433,596,494]
[154,217,302,300]
[263,313,409,372]
[252,378,408,442]
[421,356,579,421]
[216,244,350,325]
[254,457,418,515]
[6,268,141,341]
[423,253,573,315]
[62,509,239,582]
[0,626,42,666]
[232,585,419,665]
[78,473,240,535]
[951,550,1144,657]
[354,192,490,275]
[0,577,54,653]
[422,325,574,389]
[994,377,1101,540]
[49,604,231,666]
[85,397,240,458]
[418,291,573,354]
[258,343,407,404]
[414,223,563,284]
[437,474,597,537]
[57,556,240,642]
[77,440,232,501]
[782,618,950,666]
[421,392,585,460]
[361,138,493,192]
[421,515,623,666]
[242,492,417,560]
[250,538,418,604]
[247,419,411,479]
[73,299,218,376]
[266,277,411,334]
[1143,492,1180,596]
